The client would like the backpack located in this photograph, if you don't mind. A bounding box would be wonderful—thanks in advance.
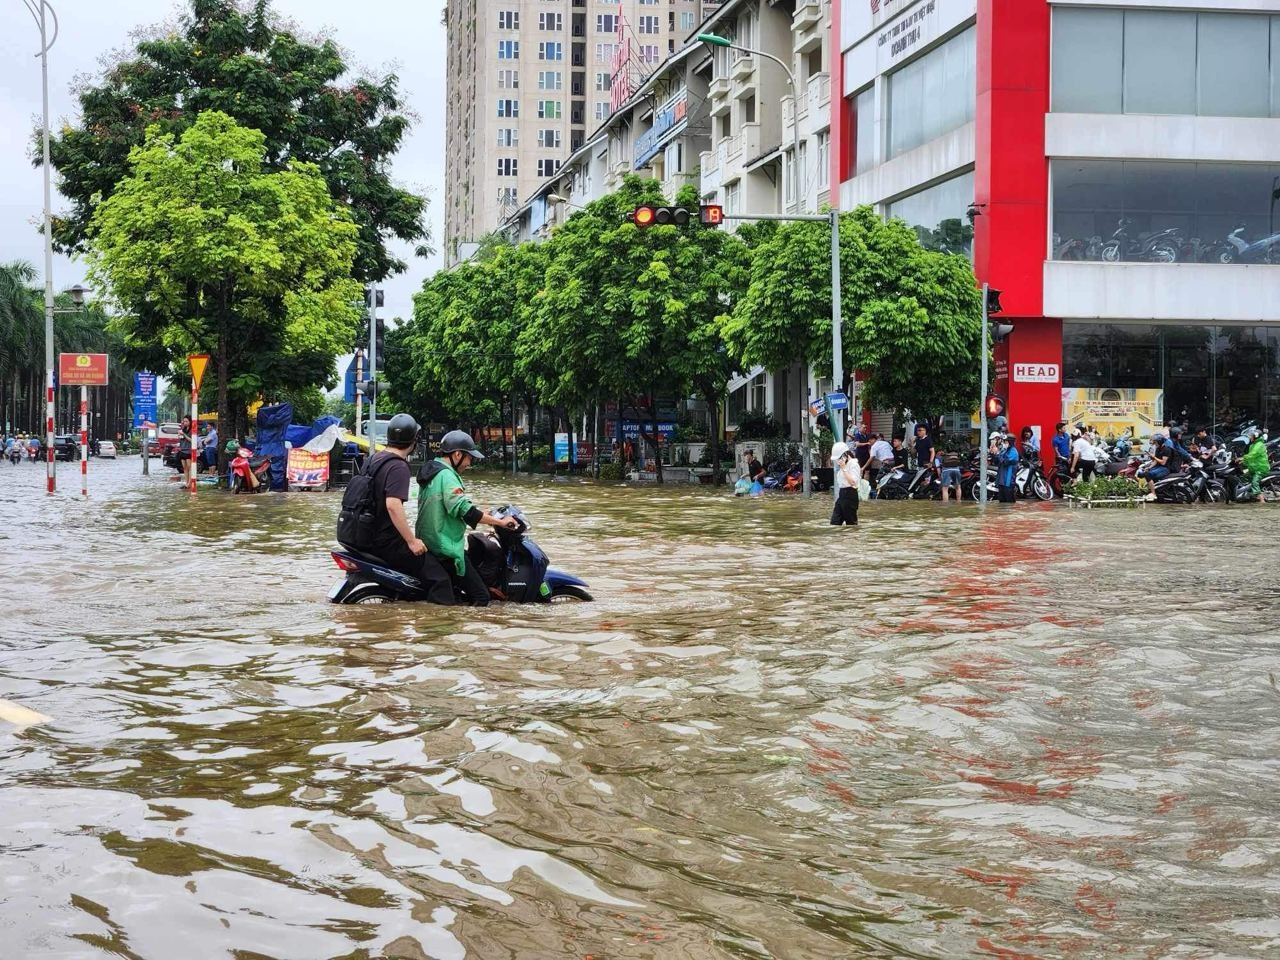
[336,454,398,551]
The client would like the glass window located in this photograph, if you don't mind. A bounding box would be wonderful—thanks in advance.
[887,171,975,256]
[498,69,519,89]
[539,42,563,61]
[1051,160,1280,264]
[887,28,975,159]
[853,87,875,175]
[1124,12,1196,115]
[1051,8,1122,113]
[538,128,561,148]
[538,100,562,119]
[539,12,562,31]
[1274,19,1280,118]
[498,10,518,30]
[538,71,562,90]
[498,40,519,60]
[1198,14,1270,118]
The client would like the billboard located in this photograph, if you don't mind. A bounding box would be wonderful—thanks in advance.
[1061,387,1165,441]
[58,353,109,387]
[132,371,158,428]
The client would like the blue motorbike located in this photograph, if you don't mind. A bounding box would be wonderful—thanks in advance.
[328,505,592,605]
[1219,225,1280,265]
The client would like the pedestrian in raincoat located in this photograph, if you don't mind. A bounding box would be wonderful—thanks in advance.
[994,433,1020,503]
[1241,430,1270,500]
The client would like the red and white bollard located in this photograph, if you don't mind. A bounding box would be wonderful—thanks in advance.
[79,386,88,498]
[46,383,55,494]
[189,387,199,494]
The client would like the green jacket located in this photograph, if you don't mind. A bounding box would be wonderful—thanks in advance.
[1242,439,1270,476]
[415,458,478,576]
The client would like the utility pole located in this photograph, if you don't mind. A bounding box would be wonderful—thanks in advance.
[367,287,378,450]
[979,282,990,505]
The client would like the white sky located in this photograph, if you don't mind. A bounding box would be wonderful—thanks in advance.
[0,0,448,335]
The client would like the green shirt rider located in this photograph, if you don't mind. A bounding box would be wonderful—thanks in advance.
[415,430,518,606]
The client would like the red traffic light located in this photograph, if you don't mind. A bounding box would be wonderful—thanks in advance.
[700,204,724,226]
[984,394,1007,419]
[631,205,657,228]
[629,205,694,228]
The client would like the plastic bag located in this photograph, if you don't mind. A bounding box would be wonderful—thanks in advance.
[749,480,764,497]
[858,478,871,500]
[734,478,751,496]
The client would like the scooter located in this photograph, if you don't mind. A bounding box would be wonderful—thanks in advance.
[1219,225,1280,265]
[7,447,21,465]
[229,446,272,494]
[328,505,592,605]
[1100,219,1182,263]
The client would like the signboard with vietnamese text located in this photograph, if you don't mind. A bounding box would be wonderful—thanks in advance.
[634,89,689,168]
[842,0,975,93]
[1061,388,1165,441]
[58,353,109,387]
[132,371,158,428]
[286,448,330,490]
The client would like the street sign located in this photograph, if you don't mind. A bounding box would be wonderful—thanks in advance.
[825,392,850,410]
[58,353,109,386]
[188,354,210,391]
[132,371,158,428]
[343,356,359,403]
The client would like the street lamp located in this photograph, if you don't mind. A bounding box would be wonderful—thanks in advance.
[698,31,843,488]
[22,0,59,495]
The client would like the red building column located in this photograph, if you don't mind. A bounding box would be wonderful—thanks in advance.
[973,0,1060,443]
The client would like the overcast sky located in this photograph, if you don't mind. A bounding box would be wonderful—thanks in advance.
[0,0,448,331]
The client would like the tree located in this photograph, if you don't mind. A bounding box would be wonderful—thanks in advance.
[724,205,983,421]
[86,111,362,472]
[45,0,428,281]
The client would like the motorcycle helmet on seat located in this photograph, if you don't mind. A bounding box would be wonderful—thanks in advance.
[439,430,485,461]
[385,413,421,447]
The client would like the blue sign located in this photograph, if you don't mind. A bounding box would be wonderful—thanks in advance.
[825,392,850,411]
[343,356,359,403]
[634,90,689,168]
[553,432,572,464]
[132,371,158,428]
[621,420,676,441]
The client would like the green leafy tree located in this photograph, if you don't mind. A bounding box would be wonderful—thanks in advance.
[725,205,983,421]
[45,0,428,280]
[86,111,362,471]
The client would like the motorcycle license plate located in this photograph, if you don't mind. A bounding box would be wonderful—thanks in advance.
[327,579,348,602]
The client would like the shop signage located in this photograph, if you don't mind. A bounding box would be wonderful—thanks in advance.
[844,0,974,82]
[634,90,689,169]
[286,448,330,490]
[132,371,157,428]
[58,353,109,386]
[877,0,936,62]
[1062,388,1165,439]
[1013,363,1060,384]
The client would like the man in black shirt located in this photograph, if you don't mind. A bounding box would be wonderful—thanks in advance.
[365,413,453,598]
[913,424,935,472]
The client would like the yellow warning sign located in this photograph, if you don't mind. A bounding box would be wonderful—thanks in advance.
[188,353,210,391]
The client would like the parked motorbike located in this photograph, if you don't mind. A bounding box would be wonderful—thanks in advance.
[1218,225,1280,265]
[328,505,592,604]
[229,446,272,494]
[1100,219,1182,264]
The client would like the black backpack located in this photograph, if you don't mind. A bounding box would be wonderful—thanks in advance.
[336,454,397,551]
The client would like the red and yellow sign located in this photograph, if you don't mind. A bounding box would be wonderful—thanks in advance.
[286,448,329,490]
[58,353,109,386]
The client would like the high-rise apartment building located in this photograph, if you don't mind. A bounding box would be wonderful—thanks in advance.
[444,0,724,264]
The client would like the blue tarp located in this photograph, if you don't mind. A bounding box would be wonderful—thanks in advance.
[255,402,293,490]
[285,416,342,450]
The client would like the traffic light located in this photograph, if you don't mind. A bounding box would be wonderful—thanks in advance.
[359,379,379,399]
[985,287,1003,315]
[628,205,691,228]
[699,204,725,226]
[984,394,1007,420]
[364,287,384,309]
[372,316,386,370]
[990,321,1015,343]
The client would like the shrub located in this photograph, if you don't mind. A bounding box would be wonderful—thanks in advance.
[598,461,624,483]
[1068,476,1144,501]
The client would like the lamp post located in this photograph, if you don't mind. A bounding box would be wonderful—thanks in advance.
[699,32,843,495]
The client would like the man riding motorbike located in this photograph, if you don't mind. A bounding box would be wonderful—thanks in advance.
[416,430,519,607]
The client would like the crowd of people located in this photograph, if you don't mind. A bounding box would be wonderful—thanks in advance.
[4,433,43,463]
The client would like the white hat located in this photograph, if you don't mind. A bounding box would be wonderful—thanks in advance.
[831,441,850,461]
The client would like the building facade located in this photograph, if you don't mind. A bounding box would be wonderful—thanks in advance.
[445,0,725,265]
[835,0,1280,443]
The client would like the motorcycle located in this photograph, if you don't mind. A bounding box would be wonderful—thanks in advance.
[876,464,915,500]
[1100,219,1182,264]
[229,446,272,494]
[1218,225,1280,265]
[7,447,21,465]
[328,505,592,605]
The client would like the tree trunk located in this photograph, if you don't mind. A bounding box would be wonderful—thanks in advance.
[704,384,723,487]
[525,393,535,474]
[648,393,664,485]
[215,295,230,482]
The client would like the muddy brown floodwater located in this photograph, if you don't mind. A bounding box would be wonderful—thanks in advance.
[1,457,1278,959]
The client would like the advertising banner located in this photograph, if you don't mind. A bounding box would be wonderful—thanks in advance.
[132,371,158,428]
[286,448,330,490]
[58,353,109,387]
[621,421,675,442]
[634,89,689,168]
[554,432,571,464]
[1061,387,1165,440]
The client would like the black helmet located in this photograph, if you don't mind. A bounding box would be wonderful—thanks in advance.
[439,429,485,461]
[385,413,420,447]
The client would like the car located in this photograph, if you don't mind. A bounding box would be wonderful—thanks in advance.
[52,435,79,461]
[97,440,117,459]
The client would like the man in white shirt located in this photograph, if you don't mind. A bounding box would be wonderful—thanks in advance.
[867,433,894,498]
[1069,428,1097,481]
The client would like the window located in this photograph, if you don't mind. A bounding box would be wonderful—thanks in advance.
[680,12,695,31]
[815,131,829,187]
[887,171,975,256]
[595,102,610,120]
[853,87,875,175]
[498,40,519,60]
[887,27,975,159]
[498,69,519,89]
[1051,160,1280,264]
[496,128,519,147]
[537,158,561,177]
[497,99,519,118]
[539,42,563,61]
[538,70,563,90]
[497,158,518,177]
[497,10,518,30]
[498,187,518,207]
[539,12,562,31]
[595,71,610,91]
[595,42,616,63]
[639,15,659,34]
[641,45,659,63]
[538,129,562,148]
[596,14,617,34]
[1052,9,1280,118]
[725,180,740,215]
[538,99,562,119]
[664,140,683,175]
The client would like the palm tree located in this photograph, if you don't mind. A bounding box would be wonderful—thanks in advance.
[0,261,44,434]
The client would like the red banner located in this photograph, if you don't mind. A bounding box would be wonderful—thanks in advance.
[286,448,329,490]
[58,353,109,387]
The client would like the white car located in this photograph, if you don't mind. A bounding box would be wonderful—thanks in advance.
[97,440,117,459]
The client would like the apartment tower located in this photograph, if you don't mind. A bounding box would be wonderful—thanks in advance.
[444,0,723,264]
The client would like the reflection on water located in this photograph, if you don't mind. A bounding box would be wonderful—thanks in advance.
[2,459,1279,958]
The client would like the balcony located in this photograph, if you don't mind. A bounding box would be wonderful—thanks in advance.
[740,122,762,161]
[725,134,743,161]
[808,72,830,110]
[709,74,730,101]
[700,144,723,195]
[793,1,823,53]
[731,53,756,85]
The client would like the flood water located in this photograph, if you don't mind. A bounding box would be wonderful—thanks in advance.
[1,457,1278,959]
